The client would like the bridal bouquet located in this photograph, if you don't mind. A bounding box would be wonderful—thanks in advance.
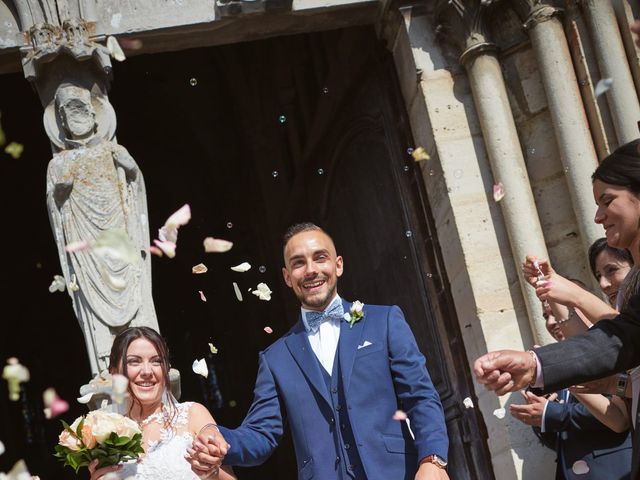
[54,410,144,472]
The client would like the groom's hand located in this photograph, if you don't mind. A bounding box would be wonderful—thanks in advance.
[186,425,230,478]
[415,462,449,480]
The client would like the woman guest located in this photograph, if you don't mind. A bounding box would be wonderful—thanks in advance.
[89,327,235,480]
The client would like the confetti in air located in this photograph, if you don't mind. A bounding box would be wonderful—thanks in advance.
[192,263,208,274]
[198,290,207,302]
[572,460,590,475]
[463,397,474,409]
[230,262,251,272]
[0,440,4,456]
[119,38,143,50]
[493,182,505,202]
[252,283,272,301]
[493,408,506,419]
[594,78,613,97]
[411,146,430,162]
[208,343,218,354]
[49,275,66,293]
[4,142,24,159]
[264,326,273,334]
[392,410,407,421]
[43,388,69,419]
[233,282,243,302]
[192,358,208,378]
[64,240,91,253]
[204,237,233,253]
[2,358,30,401]
[106,36,126,61]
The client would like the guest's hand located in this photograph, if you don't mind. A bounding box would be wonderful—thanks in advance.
[534,271,580,307]
[415,461,449,479]
[570,375,617,395]
[522,255,551,288]
[474,350,537,395]
[186,425,229,479]
[510,391,557,427]
[632,20,640,49]
[88,459,122,480]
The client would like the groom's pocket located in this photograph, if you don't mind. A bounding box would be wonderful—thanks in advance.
[299,457,313,480]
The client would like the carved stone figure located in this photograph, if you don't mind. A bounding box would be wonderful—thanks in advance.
[45,83,158,374]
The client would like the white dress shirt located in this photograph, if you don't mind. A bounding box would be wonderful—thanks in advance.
[301,294,342,375]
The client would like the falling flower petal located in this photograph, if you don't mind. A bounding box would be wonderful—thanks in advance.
[0,440,4,456]
[264,326,273,334]
[392,410,408,421]
[463,397,474,409]
[572,460,590,475]
[208,343,218,354]
[594,78,613,97]
[233,282,243,302]
[153,239,176,258]
[192,358,208,378]
[411,146,430,162]
[68,273,80,292]
[93,229,140,265]
[107,36,126,61]
[199,290,207,302]
[4,142,24,159]
[2,358,30,401]
[493,407,506,419]
[493,182,505,202]
[159,204,191,244]
[204,237,233,253]
[64,240,91,253]
[42,388,69,419]
[230,262,252,272]
[49,275,66,293]
[252,282,272,301]
[3,460,32,479]
[120,38,143,50]
[192,263,208,274]
[149,245,163,257]
[111,374,129,395]
[77,392,94,404]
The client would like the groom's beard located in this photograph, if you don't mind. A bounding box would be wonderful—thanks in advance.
[298,281,337,311]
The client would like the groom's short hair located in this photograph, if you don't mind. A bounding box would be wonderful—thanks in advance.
[282,222,330,249]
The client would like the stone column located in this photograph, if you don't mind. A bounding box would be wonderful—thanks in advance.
[509,0,603,255]
[581,0,640,145]
[436,0,554,346]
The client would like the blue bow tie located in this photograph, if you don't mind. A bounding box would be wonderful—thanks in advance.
[305,299,344,333]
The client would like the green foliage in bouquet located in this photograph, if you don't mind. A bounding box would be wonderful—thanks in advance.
[54,418,144,473]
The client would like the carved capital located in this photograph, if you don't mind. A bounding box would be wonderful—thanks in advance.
[435,0,498,67]
[509,0,562,30]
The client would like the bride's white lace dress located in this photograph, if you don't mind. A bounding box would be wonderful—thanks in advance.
[119,402,199,479]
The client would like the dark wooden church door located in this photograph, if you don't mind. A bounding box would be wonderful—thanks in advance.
[0,25,493,480]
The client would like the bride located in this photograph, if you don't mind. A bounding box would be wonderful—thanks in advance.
[89,327,235,480]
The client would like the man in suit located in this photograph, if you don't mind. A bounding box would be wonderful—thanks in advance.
[190,222,449,479]
[510,306,632,479]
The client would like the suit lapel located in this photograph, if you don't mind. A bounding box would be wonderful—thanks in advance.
[285,318,332,408]
[338,299,366,393]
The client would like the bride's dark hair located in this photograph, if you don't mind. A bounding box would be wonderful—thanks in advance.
[109,326,176,424]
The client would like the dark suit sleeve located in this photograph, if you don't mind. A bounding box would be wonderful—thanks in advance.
[544,398,619,433]
[387,306,449,463]
[532,425,556,450]
[536,292,640,393]
[219,352,284,466]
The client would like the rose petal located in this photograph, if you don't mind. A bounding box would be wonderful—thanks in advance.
[68,273,80,292]
[208,343,218,354]
[77,392,94,404]
[153,239,176,258]
[49,275,66,293]
[264,326,273,334]
[411,146,430,162]
[106,36,126,62]
[392,410,407,421]
[252,282,272,301]
[64,240,91,253]
[5,460,31,478]
[233,282,243,302]
[493,182,505,202]
[4,142,24,159]
[2,358,30,402]
[164,204,191,229]
[493,407,506,419]
[43,388,69,419]
[199,290,207,302]
[93,229,140,264]
[120,38,144,50]
[149,245,163,257]
[572,460,590,475]
[111,374,129,395]
[192,263,208,274]
[204,237,233,253]
[594,78,613,97]
[230,262,252,272]
[192,358,208,378]
[0,439,4,456]
[463,397,474,409]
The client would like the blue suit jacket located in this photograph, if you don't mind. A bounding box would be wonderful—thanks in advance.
[219,300,449,479]
[534,390,632,479]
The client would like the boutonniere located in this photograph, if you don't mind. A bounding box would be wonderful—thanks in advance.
[343,301,365,328]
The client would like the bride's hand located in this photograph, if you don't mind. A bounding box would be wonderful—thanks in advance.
[88,459,123,480]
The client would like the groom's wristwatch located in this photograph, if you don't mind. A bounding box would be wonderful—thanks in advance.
[421,455,447,469]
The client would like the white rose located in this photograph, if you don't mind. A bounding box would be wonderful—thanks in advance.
[85,411,121,443]
[116,416,141,438]
[351,301,364,314]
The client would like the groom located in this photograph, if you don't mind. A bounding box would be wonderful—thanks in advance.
[191,223,449,479]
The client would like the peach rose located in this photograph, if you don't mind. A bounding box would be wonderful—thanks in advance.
[81,422,97,449]
[58,430,82,451]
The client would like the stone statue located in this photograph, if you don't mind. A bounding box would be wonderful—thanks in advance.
[45,83,159,375]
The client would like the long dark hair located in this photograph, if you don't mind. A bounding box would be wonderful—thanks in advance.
[587,237,633,278]
[592,139,640,193]
[109,326,176,423]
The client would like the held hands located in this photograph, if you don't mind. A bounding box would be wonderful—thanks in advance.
[88,459,122,480]
[473,350,537,395]
[415,461,450,480]
[510,391,557,427]
[185,425,230,479]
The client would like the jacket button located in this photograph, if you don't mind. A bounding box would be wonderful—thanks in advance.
[345,443,350,450]
[331,387,338,394]
[335,456,341,464]
[330,418,335,424]
[336,404,341,411]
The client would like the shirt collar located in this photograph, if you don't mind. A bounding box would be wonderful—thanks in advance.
[300,294,341,331]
